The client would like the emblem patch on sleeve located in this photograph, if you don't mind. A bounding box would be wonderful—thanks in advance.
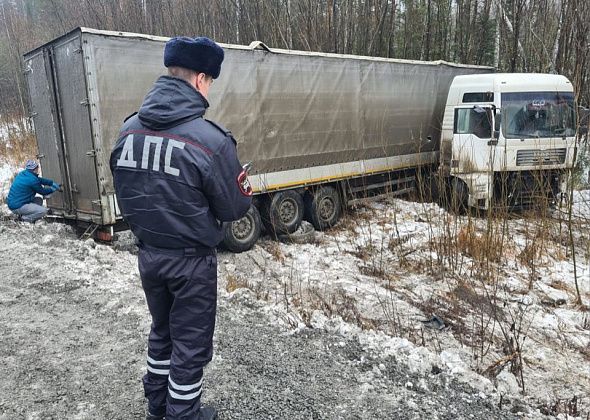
[237,170,253,196]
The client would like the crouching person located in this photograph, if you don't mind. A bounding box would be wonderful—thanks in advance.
[6,159,60,223]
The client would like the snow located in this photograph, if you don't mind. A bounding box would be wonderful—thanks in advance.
[1,186,590,416]
[0,117,31,200]
[0,163,16,199]
[0,123,11,142]
[220,196,590,415]
[0,117,28,142]
[496,370,521,396]
[572,189,590,220]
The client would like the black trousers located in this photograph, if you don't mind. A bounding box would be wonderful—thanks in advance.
[138,247,217,420]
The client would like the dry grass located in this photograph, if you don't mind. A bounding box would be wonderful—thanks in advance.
[456,224,504,263]
[358,263,397,283]
[225,272,271,301]
[331,209,374,234]
[273,188,589,408]
[550,279,571,292]
[347,244,373,261]
[539,395,582,417]
[517,223,555,264]
[260,240,285,262]
[331,215,358,233]
[303,287,378,331]
[517,243,541,267]
[0,116,35,204]
[0,117,37,167]
[452,282,504,319]
[225,273,250,293]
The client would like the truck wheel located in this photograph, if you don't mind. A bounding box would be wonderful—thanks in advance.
[449,178,469,214]
[418,171,440,203]
[304,185,342,230]
[222,205,261,253]
[262,190,304,235]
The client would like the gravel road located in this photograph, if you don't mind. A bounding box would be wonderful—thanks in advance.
[0,220,521,419]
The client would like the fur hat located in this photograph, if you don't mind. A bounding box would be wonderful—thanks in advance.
[25,159,39,170]
[164,36,224,79]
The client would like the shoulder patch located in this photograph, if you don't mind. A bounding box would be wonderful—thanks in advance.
[237,169,253,196]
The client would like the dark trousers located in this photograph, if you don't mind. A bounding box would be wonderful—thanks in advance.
[138,248,217,420]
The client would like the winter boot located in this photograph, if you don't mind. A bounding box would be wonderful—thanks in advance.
[197,405,218,420]
[146,412,165,420]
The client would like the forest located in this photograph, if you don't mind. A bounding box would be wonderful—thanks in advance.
[1,3,590,417]
[0,0,589,122]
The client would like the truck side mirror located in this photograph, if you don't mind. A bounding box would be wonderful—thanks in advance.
[493,111,502,139]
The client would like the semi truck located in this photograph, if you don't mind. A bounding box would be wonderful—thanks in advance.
[23,28,577,251]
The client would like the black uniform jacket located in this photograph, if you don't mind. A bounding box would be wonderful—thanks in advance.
[110,76,252,250]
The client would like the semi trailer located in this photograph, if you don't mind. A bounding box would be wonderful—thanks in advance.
[23,28,577,251]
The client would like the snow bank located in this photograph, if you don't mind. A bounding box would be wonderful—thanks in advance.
[219,196,590,416]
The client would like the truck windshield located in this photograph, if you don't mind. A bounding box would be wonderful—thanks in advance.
[502,92,575,139]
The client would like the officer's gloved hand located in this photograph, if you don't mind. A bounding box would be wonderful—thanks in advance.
[51,182,60,191]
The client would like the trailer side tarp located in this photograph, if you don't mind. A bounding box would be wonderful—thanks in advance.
[86,32,491,173]
[24,28,493,224]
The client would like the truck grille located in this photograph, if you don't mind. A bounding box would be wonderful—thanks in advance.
[516,148,566,166]
[493,170,562,208]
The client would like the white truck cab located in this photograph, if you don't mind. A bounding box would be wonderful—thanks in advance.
[440,73,576,209]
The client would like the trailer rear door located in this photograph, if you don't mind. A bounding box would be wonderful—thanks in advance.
[24,50,68,213]
[50,35,101,219]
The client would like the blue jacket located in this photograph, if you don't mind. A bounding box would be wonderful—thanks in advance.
[6,170,53,210]
[110,76,252,250]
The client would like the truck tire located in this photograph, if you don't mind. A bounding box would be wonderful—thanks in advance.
[449,178,469,214]
[304,185,342,230]
[277,221,316,244]
[222,205,261,253]
[261,190,304,235]
[417,171,440,203]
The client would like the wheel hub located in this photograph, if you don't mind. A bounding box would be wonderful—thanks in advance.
[279,198,298,224]
[231,215,254,240]
[318,197,335,220]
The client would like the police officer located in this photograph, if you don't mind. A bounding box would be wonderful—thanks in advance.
[110,36,252,420]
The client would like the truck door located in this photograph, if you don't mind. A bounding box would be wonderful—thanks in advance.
[50,37,101,220]
[452,106,495,174]
[24,50,68,214]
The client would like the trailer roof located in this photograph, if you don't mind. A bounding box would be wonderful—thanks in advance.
[25,27,494,70]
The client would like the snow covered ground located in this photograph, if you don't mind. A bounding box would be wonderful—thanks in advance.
[219,197,590,417]
[572,190,590,221]
[1,159,589,417]
[0,218,522,420]
[0,163,16,200]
